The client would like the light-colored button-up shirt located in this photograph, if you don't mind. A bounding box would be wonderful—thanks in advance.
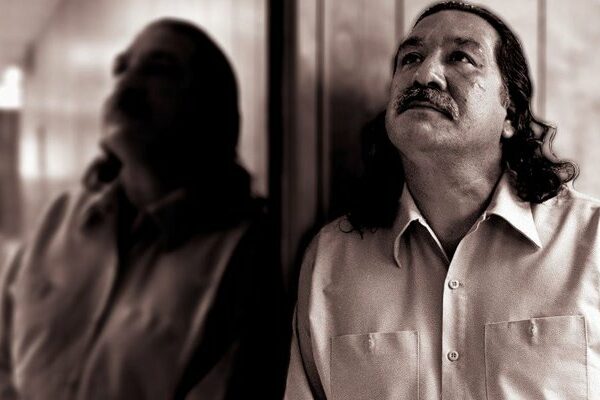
[285,174,600,399]
[0,181,280,400]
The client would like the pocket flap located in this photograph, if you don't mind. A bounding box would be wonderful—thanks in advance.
[485,315,587,399]
[331,330,418,400]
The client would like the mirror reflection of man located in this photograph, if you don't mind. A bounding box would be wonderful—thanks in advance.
[285,2,599,399]
[0,19,285,400]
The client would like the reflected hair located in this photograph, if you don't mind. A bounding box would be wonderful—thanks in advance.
[347,1,577,232]
[146,18,240,162]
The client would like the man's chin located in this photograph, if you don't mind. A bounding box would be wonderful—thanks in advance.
[386,114,447,147]
[102,128,170,170]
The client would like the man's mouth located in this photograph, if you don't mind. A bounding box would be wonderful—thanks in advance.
[400,101,453,119]
[106,113,138,125]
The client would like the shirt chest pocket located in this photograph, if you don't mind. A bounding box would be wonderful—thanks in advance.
[485,315,587,400]
[330,330,418,400]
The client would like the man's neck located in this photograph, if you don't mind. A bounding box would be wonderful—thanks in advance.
[401,151,503,259]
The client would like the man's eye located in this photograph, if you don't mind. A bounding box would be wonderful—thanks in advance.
[401,53,422,66]
[449,51,475,65]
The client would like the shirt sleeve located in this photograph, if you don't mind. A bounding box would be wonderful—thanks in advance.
[0,246,22,399]
[284,238,326,400]
[284,309,318,400]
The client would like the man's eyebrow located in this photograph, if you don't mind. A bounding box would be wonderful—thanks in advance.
[451,37,484,51]
[397,36,424,53]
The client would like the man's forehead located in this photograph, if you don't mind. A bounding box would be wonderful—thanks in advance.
[403,10,499,51]
[124,25,196,62]
[398,36,485,53]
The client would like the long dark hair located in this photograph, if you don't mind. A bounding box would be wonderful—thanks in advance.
[348,1,577,231]
[148,18,240,163]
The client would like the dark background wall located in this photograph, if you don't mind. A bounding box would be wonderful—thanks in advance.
[1,0,599,289]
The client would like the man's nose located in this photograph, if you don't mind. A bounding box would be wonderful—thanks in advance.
[413,54,447,91]
[114,66,145,94]
[108,72,148,117]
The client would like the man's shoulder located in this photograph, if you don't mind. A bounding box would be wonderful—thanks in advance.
[49,185,98,211]
[532,186,600,240]
[303,215,386,265]
[539,186,600,215]
[313,215,370,245]
[26,185,111,241]
[563,186,600,206]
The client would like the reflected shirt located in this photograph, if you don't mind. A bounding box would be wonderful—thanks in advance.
[285,174,600,400]
[0,181,279,400]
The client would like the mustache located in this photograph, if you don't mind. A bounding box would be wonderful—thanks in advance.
[394,86,459,120]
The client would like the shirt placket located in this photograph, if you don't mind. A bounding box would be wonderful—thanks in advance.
[441,262,467,398]
[39,246,118,400]
[440,217,486,400]
[68,217,122,399]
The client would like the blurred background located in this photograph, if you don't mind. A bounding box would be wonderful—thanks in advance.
[0,0,599,289]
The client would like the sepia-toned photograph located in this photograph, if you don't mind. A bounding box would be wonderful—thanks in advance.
[0,0,598,399]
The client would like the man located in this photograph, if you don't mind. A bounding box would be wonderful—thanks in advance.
[285,2,599,399]
[0,19,285,399]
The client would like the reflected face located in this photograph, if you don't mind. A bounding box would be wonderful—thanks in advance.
[100,24,198,167]
[385,10,508,159]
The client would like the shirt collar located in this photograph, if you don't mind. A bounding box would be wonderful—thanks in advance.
[81,182,192,245]
[144,188,188,234]
[484,173,542,249]
[128,188,200,247]
[80,181,122,230]
[392,185,447,268]
[83,178,258,248]
[391,173,542,268]
[395,185,422,237]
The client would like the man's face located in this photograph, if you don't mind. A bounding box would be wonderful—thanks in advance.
[101,24,198,168]
[385,10,508,160]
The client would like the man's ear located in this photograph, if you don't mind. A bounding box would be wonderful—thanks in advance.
[502,119,515,139]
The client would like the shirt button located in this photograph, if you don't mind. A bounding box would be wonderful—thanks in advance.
[448,279,460,289]
[447,350,460,362]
